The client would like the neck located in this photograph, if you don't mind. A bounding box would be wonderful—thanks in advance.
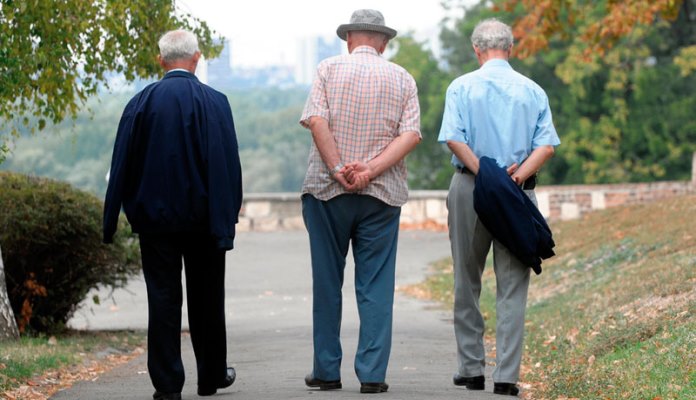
[164,61,196,73]
[347,33,386,54]
[476,49,510,66]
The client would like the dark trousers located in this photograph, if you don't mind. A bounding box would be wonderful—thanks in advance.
[139,232,228,393]
[302,194,401,383]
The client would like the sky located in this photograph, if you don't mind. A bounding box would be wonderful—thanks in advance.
[176,0,470,67]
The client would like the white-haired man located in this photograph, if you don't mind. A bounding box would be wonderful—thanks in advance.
[438,18,560,396]
[104,29,242,400]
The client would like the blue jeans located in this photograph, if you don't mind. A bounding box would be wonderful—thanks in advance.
[302,194,401,383]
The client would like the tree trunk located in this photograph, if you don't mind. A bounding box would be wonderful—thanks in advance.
[0,244,19,340]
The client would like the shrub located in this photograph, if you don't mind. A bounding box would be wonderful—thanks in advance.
[0,172,140,333]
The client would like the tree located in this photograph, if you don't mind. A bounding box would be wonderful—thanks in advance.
[0,0,221,338]
[437,0,696,184]
[391,35,454,189]
[0,0,222,160]
[500,0,696,183]
[0,245,19,340]
[496,0,685,60]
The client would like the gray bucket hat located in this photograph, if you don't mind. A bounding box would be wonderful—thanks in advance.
[336,9,397,41]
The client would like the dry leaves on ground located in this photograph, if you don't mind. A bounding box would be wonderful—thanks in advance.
[2,347,144,400]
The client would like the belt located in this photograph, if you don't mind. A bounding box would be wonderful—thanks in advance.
[455,165,474,175]
[456,166,537,190]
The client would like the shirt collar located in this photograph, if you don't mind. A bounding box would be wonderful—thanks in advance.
[480,58,512,69]
[166,68,192,74]
[352,46,380,56]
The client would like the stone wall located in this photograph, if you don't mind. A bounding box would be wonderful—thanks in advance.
[238,153,696,231]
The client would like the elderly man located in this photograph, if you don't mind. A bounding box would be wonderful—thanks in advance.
[299,9,421,395]
[438,19,560,396]
[103,30,242,400]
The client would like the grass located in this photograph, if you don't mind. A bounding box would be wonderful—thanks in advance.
[404,195,696,399]
[0,330,145,395]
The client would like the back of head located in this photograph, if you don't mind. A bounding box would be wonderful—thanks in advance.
[158,30,200,63]
[471,19,513,52]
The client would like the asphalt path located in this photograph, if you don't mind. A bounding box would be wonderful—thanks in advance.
[54,230,502,399]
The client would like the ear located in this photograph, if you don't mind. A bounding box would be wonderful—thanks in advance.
[157,54,167,69]
[346,32,354,52]
[379,39,388,54]
[192,51,201,63]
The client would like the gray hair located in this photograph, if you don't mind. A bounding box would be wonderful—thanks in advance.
[471,18,513,52]
[158,30,200,63]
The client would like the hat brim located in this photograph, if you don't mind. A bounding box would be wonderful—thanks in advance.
[336,23,397,41]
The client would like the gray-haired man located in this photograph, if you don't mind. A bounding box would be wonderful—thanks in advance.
[438,19,560,396]
[300,9,420,395]
[104,29,241,400]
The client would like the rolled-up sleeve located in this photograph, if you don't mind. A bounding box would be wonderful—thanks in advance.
[438,84,468,144]
[398,75,421,137]
[299,62,331,128]
[532,94,561,149]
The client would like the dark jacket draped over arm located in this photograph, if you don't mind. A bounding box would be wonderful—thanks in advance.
[473,157,554,274]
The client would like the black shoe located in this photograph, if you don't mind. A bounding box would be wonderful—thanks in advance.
[360,382,389,393]
[198,367,236,396]
[494,382,520,396]
[453,374,485,390]
[305,374,342,390]
[153,391,181,400]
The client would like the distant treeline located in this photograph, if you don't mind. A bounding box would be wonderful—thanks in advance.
[0,87,312,197]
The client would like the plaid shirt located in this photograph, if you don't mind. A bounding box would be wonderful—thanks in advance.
[299,46,421,207]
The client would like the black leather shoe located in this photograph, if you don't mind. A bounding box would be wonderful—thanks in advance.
[198,367,236,396]
[360,382,389,393]
[305,374,342,390]
[494,382,520,396]
[153,391,181,400]
[453,374,485,390]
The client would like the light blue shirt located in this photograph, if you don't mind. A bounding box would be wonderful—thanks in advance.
[438,59,560,169]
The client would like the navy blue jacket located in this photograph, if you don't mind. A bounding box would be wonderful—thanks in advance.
[473,157,554,274]
[103,71,243,250]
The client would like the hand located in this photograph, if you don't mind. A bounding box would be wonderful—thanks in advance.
[341,161,372,191]
[507,163,522,184]
[333,170,359,192]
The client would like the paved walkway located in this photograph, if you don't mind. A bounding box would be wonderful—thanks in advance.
[54,230,500,399]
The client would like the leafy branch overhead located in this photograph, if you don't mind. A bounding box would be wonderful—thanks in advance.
[0,0,222,140]
[498,0,685,60]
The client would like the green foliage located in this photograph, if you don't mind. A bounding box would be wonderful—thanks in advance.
[408,0,696,186]
[227,88,311,192]
[0,172,141,333]
[0,0,222,159]
[1,93,134,197]
[391,36,453,189]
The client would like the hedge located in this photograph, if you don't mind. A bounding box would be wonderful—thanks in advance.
[0,172,140,333]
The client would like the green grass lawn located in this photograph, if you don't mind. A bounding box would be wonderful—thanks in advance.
[404,195,696,399]
[0,330,145,396]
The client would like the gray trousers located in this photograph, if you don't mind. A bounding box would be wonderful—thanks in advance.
[446,172,533,384]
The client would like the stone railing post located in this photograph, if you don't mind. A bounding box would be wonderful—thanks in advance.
[692,152,696,185]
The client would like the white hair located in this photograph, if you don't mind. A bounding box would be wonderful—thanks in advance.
[471,18,513,52]
[158,30,199,63]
